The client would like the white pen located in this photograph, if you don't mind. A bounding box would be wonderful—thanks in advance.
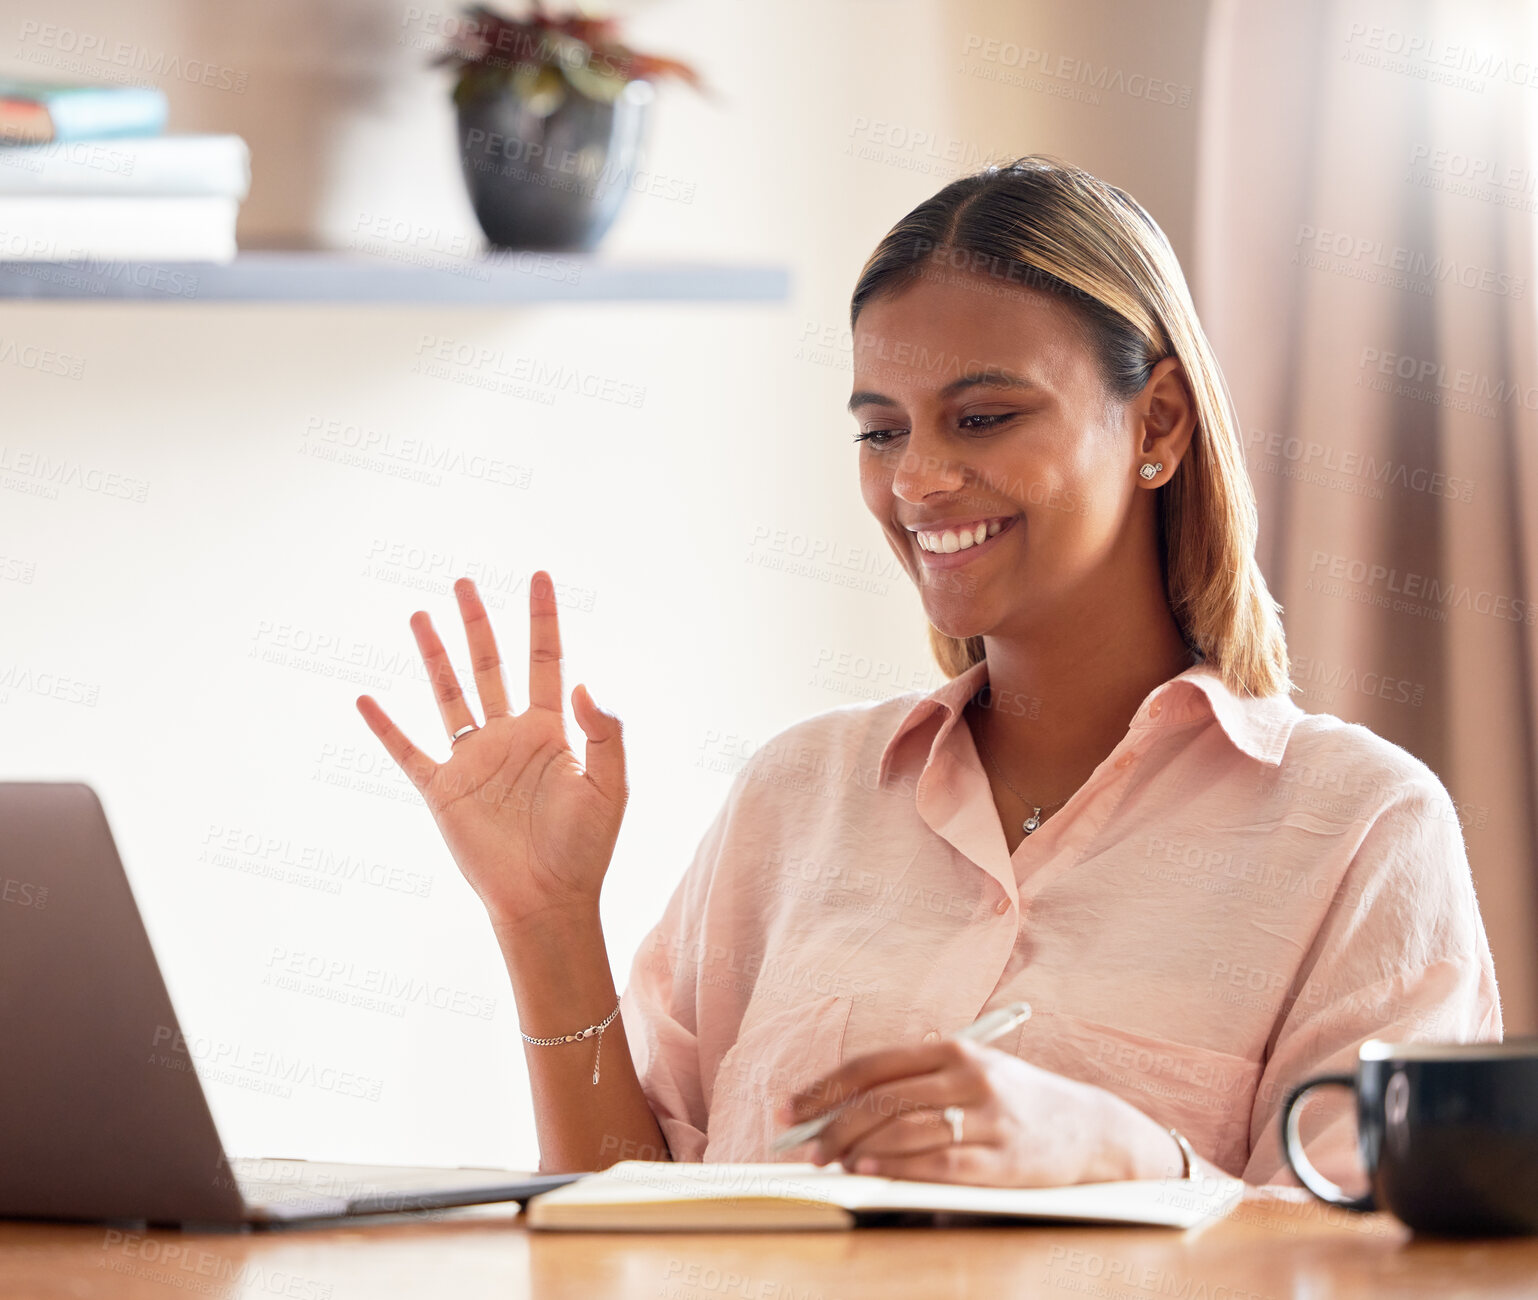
[770,1000,1032,1155]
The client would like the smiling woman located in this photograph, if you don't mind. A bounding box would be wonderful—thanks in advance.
[359,155,1502,1193]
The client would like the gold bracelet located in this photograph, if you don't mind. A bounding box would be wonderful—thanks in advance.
[1168,1126,1196,1179]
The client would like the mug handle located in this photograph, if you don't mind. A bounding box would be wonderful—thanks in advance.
[1279,1073,1375,1211]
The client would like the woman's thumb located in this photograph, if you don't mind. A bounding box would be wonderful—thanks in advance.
[572,683,626,800]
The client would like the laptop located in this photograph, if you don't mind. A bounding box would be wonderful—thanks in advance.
[0,782,583,1226]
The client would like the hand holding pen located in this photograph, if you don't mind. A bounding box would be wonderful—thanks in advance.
[771,1001,1032,1157]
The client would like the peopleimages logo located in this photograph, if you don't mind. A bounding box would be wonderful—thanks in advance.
[1293,224,1524,298]
[1308,550,1536,626]
[958,35,1194,107]
[1409,144,1538,192]
[15,21,249,92]
[1357,347,1538,414]
[1248,427,1474,502]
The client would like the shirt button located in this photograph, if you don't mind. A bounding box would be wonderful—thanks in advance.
[994,897,1010,915]
[923,1030,941,1044]
[1149,700,1163,719]
[1115,753,1134,769]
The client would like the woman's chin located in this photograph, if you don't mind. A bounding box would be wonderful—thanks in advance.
[921,604,990,642]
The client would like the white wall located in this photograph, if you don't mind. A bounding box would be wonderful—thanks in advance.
[0,0,1210,1168]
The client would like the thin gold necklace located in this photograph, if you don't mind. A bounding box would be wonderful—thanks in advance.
[969,694,1074,836]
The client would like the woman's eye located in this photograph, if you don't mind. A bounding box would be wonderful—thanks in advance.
[854,414,1016,446]
[958,413,1017,431]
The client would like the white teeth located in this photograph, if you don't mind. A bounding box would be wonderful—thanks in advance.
[916,519,1006,553]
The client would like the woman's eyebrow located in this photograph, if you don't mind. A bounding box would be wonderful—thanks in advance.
[847,369,1044,413]
[847,390,899,413]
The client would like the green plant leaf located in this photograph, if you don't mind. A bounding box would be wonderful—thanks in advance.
[562,59,628,104]
[511,62,568,115]
[453,61,512,107]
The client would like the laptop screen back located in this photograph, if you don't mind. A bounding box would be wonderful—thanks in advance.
[0,782,246,1223]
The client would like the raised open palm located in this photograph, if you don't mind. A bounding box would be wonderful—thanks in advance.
[355,572,627,928]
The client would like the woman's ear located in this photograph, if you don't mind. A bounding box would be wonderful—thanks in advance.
[1136,357,1197,468]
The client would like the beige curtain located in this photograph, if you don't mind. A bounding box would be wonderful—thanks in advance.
[1196,0,1538,1031]
[1193,2,1538,1033]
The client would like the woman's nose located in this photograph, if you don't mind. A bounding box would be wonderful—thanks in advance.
[890,427,967,501]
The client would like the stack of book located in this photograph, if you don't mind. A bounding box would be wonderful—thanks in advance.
[0,81,249,262]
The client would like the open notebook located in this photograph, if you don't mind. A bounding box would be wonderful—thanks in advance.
[525,1161,1246,1231]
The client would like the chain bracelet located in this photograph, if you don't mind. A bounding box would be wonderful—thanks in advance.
[521,999,622,1086]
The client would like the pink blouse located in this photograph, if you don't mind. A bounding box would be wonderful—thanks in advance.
[619,657,1503,1186]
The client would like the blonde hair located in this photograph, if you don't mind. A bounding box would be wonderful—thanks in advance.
[849,154,1291,699]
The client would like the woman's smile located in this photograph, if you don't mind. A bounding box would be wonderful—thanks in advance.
[907,514,1020,569]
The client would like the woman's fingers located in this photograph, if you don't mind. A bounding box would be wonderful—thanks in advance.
[572,682,626,805]
[806,1066,981,1164]
[781,1039,976,1124]
[840,1144,996,1185]
[355,695,437,791]
[454,578,511,718]
[410,609,478,738]
[836,1107,969,1161]
[527,570,565,718]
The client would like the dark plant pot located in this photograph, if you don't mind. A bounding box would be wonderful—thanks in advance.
[456,77,652,252]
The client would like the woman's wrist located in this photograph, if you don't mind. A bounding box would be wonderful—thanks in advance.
[491,900,614,1031]
[1089,1088,1188,1182]
[490,895,603,947]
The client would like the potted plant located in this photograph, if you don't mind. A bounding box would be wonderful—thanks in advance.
[435,3,702,252]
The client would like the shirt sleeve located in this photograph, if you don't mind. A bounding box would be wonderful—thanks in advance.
[617,777,741,1164]
[1241,775,1503,1187]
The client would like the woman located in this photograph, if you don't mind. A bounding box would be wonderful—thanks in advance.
[356,156,1502,1189]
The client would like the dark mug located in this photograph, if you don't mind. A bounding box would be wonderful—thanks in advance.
[1280,1037,1538,1236]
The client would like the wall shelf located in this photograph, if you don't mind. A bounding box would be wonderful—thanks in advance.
[0,248,792,304]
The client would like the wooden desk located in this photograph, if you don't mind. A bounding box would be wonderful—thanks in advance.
[2,1188,1535,1299]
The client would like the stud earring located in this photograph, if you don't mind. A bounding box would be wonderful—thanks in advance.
[1139,462,1163,480]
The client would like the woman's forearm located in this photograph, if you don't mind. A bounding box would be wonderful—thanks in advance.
[494,904,670,1172]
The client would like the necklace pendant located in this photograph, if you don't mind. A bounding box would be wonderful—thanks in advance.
[1022,807,1042,835]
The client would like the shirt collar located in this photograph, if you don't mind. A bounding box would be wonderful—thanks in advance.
[876,657,1302,785]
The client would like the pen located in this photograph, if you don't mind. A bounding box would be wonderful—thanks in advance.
[770,1000,1032,1154]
